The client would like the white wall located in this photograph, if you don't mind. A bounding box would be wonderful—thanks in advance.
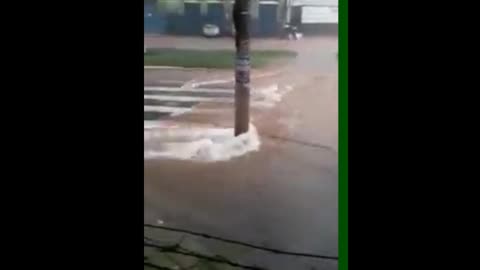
[301,6,338,23]
[292,0,338,6]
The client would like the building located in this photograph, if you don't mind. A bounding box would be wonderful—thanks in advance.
[288,0,338,34]
[144,0,337,36]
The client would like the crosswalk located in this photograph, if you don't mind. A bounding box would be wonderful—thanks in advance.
[144,86,235,122]
[144,83,288,128]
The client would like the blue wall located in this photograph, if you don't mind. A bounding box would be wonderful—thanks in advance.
[258,4,279,37]
[144,2,279,37]
[144,2,167,34]
[204,3,228,34]
[166,3,203,35]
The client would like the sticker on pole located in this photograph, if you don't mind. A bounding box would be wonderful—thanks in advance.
[235,56,250,84]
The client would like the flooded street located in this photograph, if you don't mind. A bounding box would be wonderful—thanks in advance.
[144,36,338,270]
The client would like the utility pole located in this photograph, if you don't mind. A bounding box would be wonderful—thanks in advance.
[233,0,251,136]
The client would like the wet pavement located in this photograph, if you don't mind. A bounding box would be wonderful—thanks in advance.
[144,36,338,270]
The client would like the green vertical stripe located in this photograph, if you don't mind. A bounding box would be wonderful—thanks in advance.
[339,0,348,270]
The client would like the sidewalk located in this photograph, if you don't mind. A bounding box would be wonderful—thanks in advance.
[145,35,338,52]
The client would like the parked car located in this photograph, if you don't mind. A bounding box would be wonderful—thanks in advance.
[203,24,220,37]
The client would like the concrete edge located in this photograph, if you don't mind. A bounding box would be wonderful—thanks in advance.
[144,67,287,77]
[144,66,207,71]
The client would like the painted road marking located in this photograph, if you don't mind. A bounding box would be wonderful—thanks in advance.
[144,95,233,103]
[144,84,285,123]
[144,85,232,122]
[144,106,193,115]
[144,90,233,98]
[144,86,233,93]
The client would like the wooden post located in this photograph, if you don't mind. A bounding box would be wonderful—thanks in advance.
[233,0,251,136]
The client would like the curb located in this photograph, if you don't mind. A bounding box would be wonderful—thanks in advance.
[144,66,207,71]
[144,67,286,77]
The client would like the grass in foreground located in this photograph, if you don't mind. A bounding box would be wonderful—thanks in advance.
[144,48,297,69]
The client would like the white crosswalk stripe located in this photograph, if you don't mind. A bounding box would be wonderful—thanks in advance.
[144,105,193,115]
[144,86,233,94]
[144,85,233,123]
[144,95,233,103]
[144,84,283,124]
